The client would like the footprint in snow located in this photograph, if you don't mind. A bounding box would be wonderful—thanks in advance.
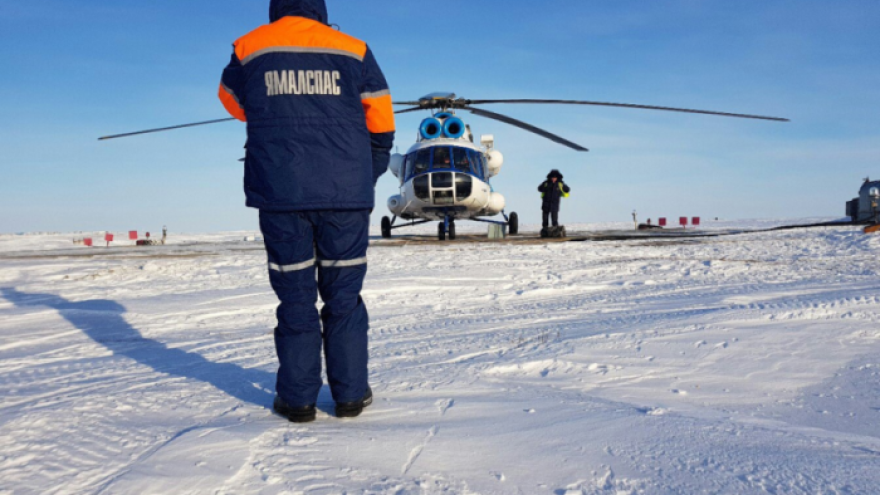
[635,406,668,416]
[588,363,608,372]
[435,398,454,416]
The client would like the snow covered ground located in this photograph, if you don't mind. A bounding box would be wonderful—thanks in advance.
[1,220,878,494]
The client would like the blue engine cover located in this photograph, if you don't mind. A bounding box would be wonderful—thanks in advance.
[443,117,466,139]
[420,118,443,139]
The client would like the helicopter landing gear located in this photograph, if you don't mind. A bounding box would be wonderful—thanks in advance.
[438,217,456,241]
[381,216,392,239]
[501,210,519,235]
[508,212,519,235]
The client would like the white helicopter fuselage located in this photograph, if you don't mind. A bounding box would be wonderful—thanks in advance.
[386,136,506,221]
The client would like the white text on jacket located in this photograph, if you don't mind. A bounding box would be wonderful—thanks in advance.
[265,70,341,96]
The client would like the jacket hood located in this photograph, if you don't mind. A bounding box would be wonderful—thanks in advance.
[270,0,328,24]
[547,169,564,180]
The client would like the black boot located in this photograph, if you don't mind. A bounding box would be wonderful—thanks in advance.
[335,386,373,418]
[273,396,317,423]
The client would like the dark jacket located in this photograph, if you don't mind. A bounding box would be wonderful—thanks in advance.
[538,170,571,212]
[220,0,396,211]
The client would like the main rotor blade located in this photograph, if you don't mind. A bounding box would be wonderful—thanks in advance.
[394,107,425,115]
[393,101,421,106]
[98,118,238,141]
[466,99,789,122]
[465,107,589,152]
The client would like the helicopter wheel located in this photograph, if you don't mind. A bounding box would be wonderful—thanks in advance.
[381,216,392,239]
[508,212,519,235]
[438,221,446,241]
[448,219,456,240]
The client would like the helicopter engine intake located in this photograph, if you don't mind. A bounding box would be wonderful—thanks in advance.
[442,117,466,139]
[420,118,443,140]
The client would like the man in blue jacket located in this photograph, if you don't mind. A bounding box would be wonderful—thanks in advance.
[219,0,395,422]
[538,169,571,229]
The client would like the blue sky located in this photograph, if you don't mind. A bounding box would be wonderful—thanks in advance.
[1,0,878,233]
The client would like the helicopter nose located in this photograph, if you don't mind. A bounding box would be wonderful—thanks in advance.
[426,172,473,205]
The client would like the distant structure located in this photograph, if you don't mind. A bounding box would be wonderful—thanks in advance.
[846,178,880,223]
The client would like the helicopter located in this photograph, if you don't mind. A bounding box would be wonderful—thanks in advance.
[381,92,788,241]
[99,93,788,242]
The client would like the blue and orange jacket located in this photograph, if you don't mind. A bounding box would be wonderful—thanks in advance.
[220,0,396,211]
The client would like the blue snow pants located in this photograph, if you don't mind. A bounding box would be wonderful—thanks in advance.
[259,209,370,407]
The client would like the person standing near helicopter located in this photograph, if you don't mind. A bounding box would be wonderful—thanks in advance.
[218,0,395,423]
[538,169,571,229]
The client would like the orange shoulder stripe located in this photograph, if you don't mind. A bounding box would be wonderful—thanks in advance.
[218,84,246,122]
[235,17,367,66]
[362,94,395,134]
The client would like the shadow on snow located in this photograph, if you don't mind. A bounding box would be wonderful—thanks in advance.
[1,287,278,409]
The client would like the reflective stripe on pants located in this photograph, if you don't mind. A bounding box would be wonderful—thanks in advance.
[259,209,371,407]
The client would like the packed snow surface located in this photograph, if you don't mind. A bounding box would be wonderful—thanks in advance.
[1,220,878,494]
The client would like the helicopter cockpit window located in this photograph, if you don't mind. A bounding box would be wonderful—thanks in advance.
[413,175,430,200]
[453,147,470,173]
[455,174,473,199]
[433,147,452,169]
[410,149,431,178]
[467,150,484,179]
